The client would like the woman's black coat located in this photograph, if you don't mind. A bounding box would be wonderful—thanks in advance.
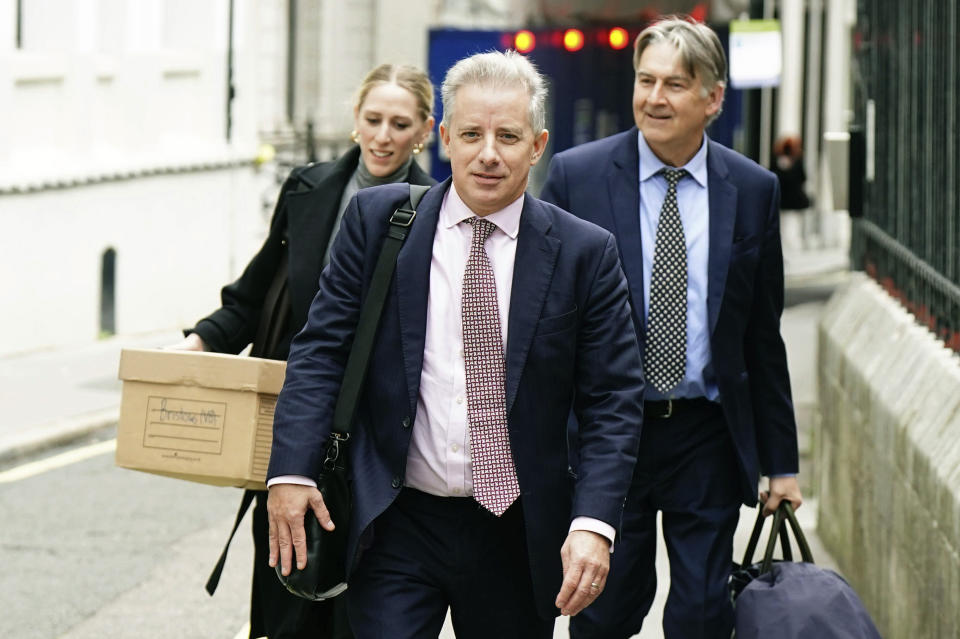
[189,146,435,639]
[191,145,435,360]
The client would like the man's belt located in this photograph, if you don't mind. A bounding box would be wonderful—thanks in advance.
[643,397,717,419]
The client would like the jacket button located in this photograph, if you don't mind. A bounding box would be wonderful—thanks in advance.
[401,416,411,428]
[391,476,402,489]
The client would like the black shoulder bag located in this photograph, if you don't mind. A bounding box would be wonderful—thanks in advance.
[277,184,429,601]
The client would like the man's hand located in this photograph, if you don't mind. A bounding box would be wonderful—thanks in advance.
[554,530,610,616]
[760,476,803,517]
[267,483,334,576]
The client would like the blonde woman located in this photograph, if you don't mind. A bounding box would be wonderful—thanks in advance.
[175,64,435,639]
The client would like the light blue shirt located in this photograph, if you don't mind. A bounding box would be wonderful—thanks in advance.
[638,132,718,402]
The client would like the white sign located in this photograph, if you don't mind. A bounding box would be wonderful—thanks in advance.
[729,20,782,89]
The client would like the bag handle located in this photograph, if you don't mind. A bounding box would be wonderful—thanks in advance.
[330,184,429,438]
[761,501,814,572]
[739,501,814,575]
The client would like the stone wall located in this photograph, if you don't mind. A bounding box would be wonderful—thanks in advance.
[817,272,960,638]
[0,166,272,356]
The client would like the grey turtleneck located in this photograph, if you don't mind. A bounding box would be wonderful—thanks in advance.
[323,154,415,266]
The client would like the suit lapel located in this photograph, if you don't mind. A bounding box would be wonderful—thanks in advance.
[287,149,359,323]
[607,129,645,331]
[706,140,737,335]
[505,197,560,415]
[396,181,445,414]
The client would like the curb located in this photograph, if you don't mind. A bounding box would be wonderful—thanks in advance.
[785,267,850,289]
[0,407,118,465]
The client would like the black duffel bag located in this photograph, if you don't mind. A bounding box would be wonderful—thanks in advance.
[731,501,882,639]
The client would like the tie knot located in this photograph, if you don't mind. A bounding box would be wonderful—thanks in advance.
[465,217,498,242]
[660,168,687,188]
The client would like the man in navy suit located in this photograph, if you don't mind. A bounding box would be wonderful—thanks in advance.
[541,17,803,639]
[265,50,644,638]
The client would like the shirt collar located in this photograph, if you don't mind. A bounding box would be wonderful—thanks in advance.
[441,183,523,239]
[637,131,709,188]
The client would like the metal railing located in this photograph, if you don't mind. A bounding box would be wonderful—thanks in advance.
[852,0,960,353]
[853,221,960,351]
[260,123,356,174]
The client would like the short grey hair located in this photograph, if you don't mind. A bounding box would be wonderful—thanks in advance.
[440,50,547,134]
[634,17,727,122]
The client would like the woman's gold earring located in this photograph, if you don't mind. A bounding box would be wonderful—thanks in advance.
[413,142,424,155]
[350,130,359,143]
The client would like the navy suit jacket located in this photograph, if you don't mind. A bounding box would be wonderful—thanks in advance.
[541,128,798,505]
[267,179,644,618]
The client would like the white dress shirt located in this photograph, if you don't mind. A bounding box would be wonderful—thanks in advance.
[403,184,519,495]
[270,184,614,546]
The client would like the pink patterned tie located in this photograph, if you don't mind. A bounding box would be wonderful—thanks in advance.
[461,217,520,516]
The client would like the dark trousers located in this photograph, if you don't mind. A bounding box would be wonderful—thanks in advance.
[570,402,741,639]
[250,491,353,639]
[346,489,554,639]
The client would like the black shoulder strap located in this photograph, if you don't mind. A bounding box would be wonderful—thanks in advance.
[250,248,290,359]
[331,184,428,435]
[205,489,256,595]
[409,183,429,208]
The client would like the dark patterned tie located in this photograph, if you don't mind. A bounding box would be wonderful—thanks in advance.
[461,217,520,516]
[645,168,688,393]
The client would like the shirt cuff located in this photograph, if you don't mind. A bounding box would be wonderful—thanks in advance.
[266,475,317,488]
[569,517,616,553]
[768,473,797,478]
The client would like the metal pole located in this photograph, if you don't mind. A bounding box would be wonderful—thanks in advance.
[225,0,235,141]
[777,0,806,138]
[758,0,776,171]
[804,0,823,213]
[286,0,297,124]
[16,0,22,48]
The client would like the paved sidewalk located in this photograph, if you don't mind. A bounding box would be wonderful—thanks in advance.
[0,329,181,462]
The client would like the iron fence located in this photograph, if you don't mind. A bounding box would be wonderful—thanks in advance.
[852,0,960,352]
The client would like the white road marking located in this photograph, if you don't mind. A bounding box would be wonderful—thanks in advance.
[0,439,116,483]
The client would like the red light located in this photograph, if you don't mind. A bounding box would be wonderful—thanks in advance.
[514,30,536,53]
[690,3,708,23]
[563,29,584,52]
[609,27,629,50]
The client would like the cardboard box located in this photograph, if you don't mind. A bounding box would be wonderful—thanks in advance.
[116,348,286,490]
